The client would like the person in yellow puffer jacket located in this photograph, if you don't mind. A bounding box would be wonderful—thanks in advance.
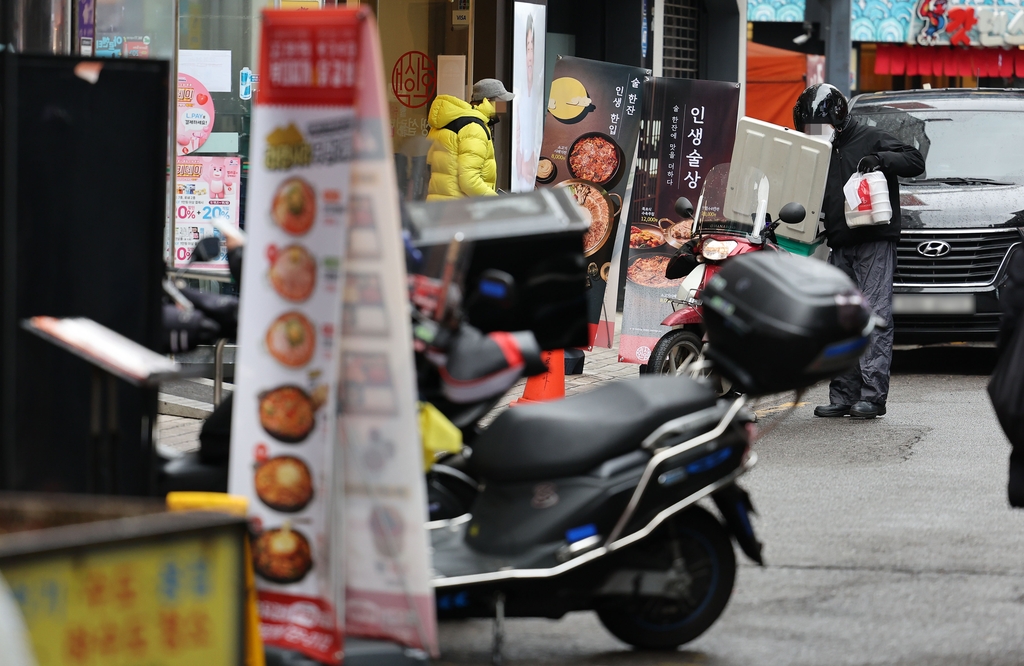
[426,79,514,201]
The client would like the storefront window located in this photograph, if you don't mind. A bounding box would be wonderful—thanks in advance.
[94,0,176,58]
[364,0,472,201]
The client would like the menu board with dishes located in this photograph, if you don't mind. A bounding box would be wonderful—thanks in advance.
[339,13,439,657]
[618,77,739,365]
[536,56,650,348]
[227,9,360,664]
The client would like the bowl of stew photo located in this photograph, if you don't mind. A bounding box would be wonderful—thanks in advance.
[566,132,623,187]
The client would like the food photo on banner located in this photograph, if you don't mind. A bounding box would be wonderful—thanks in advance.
[618,78,739,365]
[511,2,546,192]
[536,56,649,346]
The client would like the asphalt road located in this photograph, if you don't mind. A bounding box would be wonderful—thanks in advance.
[435,347,1024,665]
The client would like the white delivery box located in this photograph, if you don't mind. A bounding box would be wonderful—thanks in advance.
[725,117,832,245]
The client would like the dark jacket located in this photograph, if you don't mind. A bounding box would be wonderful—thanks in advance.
[822,118,925,249]
[997,249,1024,356]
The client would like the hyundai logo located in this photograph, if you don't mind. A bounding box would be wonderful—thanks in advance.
[917,240,951,257]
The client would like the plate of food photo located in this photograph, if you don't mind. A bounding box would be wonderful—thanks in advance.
[252,525,313,584]
[567,132,623,187]
[557,179,621,257]
[258,384,328,443]
[269,245,317,303]
[272,177,316,236]
[265,311,316,368]
[255,455,314,513]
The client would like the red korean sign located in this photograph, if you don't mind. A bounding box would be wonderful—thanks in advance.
[258,9,361,106]
[390,51,436,108]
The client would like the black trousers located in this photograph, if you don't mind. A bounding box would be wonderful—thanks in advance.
[827,240,896,405]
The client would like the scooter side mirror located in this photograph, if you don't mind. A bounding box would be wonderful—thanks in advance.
[674,197,695,219]
[778,202,806,225]
[192,236,222,263]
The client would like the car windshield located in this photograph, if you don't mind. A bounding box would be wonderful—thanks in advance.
[854,108,1024,185]
[692,163,770,238]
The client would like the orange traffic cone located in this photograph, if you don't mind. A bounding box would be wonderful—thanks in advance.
[512,349,566,405]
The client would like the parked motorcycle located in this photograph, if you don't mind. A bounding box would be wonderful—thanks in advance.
[430,249,876,659]
[648,163,806,379]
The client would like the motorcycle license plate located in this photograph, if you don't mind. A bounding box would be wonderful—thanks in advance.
[892,294,975,315]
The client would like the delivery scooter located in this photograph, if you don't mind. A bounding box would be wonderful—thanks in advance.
[647,163,805,379]
[429,250,876,662]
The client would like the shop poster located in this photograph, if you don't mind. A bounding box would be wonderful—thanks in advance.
[340,12,439,657]
[511,2,546,192]
[76,0,95,56]
[173,156,241,268]
[177,73,215,156]
[618,78,739,364]
[228,9,360,663]
[536,56,650,347]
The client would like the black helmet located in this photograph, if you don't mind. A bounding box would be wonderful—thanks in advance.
[793,83,849,133]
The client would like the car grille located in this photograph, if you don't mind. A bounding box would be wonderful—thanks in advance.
[894,313,1001,337]
[895,229,1020,285]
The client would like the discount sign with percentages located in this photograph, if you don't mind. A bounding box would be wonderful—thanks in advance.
[174,156,241,270]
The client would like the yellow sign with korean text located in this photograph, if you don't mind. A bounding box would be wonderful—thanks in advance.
[1,530,243,666]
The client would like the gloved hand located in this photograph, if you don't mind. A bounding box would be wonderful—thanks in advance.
[857,155,882,173]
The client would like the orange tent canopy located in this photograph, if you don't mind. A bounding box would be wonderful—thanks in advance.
[746,41,808,129]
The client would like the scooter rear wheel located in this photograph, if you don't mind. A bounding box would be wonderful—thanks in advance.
[596,506,736,650]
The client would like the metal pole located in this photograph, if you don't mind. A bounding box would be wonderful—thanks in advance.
[213,338,227,406]
[825,0,852,96]
[12,0,73,54]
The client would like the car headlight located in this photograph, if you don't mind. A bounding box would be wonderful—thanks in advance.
[701,240,738,261]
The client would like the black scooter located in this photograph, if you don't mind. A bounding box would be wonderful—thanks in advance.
[427,250,877,662]
[431,375,760,656]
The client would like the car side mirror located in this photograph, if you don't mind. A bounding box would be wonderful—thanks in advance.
[192,236,222,263]
[779,202,806,225]
[675,197,694,218]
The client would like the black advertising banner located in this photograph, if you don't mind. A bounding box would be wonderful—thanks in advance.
[618,78,739,364]
[537,56,650,347]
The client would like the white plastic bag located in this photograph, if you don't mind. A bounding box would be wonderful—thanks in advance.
[843,171,891,228]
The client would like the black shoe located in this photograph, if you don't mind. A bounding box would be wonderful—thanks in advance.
[1009,451,1024,508]
[814,403,850,417]
[850,400,886,419]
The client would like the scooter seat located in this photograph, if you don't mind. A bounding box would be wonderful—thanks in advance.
[472,376,717,483]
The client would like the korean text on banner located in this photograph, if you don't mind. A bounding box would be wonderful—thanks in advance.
[227,8,361,664]
[618,78,739,365]
[340,13,439,656]
[536,57,650,348]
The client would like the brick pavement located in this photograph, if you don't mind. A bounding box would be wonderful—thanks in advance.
[155,414,203,453]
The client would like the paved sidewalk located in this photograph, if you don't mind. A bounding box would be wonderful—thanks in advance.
[154,340,640,453]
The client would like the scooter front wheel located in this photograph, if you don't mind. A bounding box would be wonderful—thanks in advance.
[596,506,736,650]
[648,330,731,395]
[649,329,704,377]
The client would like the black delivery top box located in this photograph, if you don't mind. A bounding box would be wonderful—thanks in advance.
[403,189,590,350]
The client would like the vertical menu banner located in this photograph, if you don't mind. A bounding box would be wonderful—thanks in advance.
[618,78,739,364]
[228,9,360,664]
[536,56,650,347]
[340,14,439,656]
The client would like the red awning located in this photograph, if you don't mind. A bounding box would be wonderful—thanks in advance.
[874,43,1024,78]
